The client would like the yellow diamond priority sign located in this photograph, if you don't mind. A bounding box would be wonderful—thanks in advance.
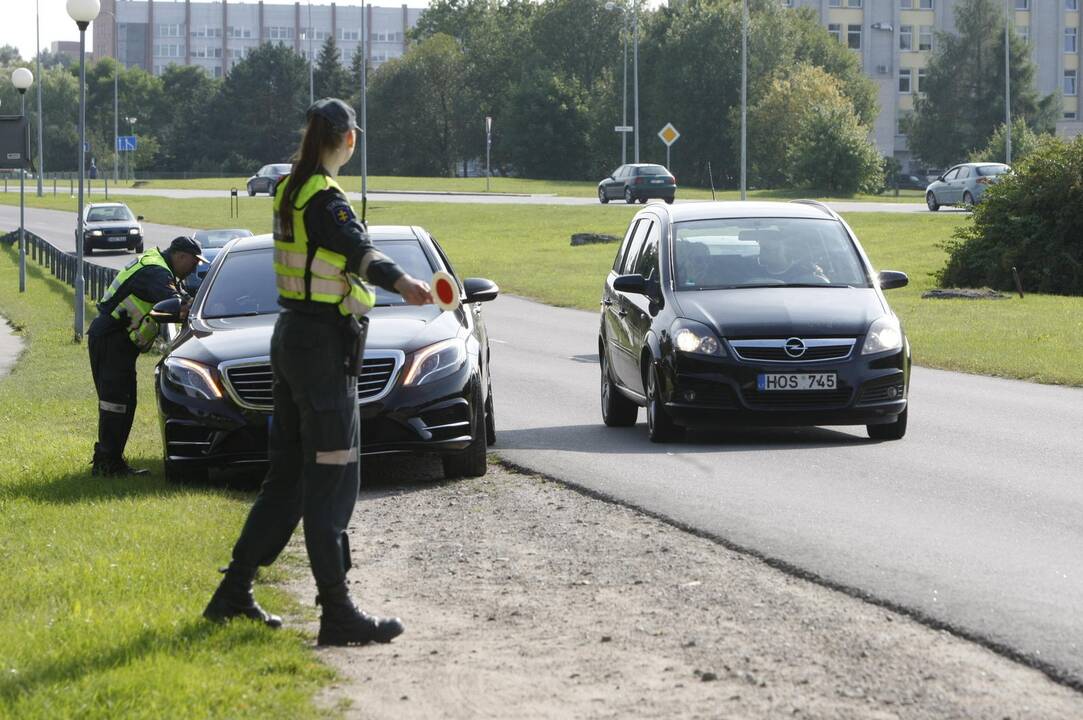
[658,123,680,147]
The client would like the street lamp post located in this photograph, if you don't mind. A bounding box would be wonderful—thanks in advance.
[125,116,137,181]
[1004,0,1012,165]
[35,0,44,197]
[68,0,101,343]
[307,1,314,105]
[361,0,368,201]
[485,115,492,192]
[632,0,639,164]
[740,0,748,200]
[13,68,34,294]
[605,2,630,165]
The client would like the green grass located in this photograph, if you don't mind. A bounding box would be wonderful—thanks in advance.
[3,192,1081,385]
[113,174,925,202]
[0,247,331,718]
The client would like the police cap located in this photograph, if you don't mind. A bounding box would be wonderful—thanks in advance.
[168,235,209,263]
[307,98,362,134]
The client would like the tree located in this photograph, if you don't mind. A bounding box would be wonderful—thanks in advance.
[940,135,1083,295]
[315,36,352,100]
[503,72,598,179]
[968,119,1046,165]
[209,43,310,171]
[0,45,21,66]
[156,65,221,170]
[787,102,883,194]
[907,0,1057,168]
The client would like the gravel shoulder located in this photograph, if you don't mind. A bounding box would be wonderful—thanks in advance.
[282,458,1083,719]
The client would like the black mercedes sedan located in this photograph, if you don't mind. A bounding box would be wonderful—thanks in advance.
[154,228,499,483]
[599,200,910,442]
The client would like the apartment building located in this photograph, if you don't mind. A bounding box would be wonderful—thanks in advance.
[93,0,423,79]
[787,0,1083,169]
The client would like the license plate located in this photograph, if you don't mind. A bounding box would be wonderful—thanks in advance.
[757,373,837,391]
[108,236,127,243]
[651,178,664,184]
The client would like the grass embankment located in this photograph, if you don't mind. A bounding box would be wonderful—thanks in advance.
[3,192,1080,385]
[0,248,330,718]
[113,174,924,202]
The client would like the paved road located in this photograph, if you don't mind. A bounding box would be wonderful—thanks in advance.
[0,185,948,213]
[485,295,1083,687]
[0,204,191,271]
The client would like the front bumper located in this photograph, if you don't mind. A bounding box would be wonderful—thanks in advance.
[658,345,909,428]
[85,233,142,251]
[156,358,481,469]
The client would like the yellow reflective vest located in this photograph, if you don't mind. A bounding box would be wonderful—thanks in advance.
[98,247,173,351]
[272,173,376,317]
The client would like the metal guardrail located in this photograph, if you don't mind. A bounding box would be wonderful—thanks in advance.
[1,229,118,302]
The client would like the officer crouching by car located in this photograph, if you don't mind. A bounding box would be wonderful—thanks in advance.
[88,236,205,476]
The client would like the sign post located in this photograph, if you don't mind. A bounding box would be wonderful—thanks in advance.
[658,122,680,169]
[117,135,137,183]
[485,115,492,193]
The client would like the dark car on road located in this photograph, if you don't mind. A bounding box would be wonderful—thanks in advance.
[154,228,499,484]
[183,228,255,294]
[246,164,292,196]
[80,202,144,255]
[599,200,911,442]
[598,163,677,205]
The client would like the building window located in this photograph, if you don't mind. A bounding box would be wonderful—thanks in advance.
[828,0,841,6]
[267,26,294,41]
[1066,70,1078,96]
[1066,111,1078,119]
[156,24,181,38]
[900,0,912,7]
[899,68,912,93]
[1069,0,1079,10]
[828,23,842,43]
[780,0,793,7]
[919,0,934,8]
[847,0,863,6]
[1014,0,1028,8]
[917,68,927,93]
[1067,28,1078,54]
[227,26,253,39]
[340,29,360,41]
[919,26,933,51]
[848,24,862,50]
[900,25,913,50]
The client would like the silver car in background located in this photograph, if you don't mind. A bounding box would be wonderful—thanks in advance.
[925,162,1010,211]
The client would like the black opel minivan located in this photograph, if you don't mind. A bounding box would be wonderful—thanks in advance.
[599,200,911,442]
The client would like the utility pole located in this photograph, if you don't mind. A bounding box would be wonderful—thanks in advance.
[632,0,640,164]
[1004,0,1012,164]
[35,0,43,196]
[361,0,368,200]
[740,0,748,200]
[308,1,314,105]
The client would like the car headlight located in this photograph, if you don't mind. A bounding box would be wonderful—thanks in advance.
[88,229,103,237]
[129,228,140,235]
[862,315,903,355]
[670,318,725,357]
[403,338,467,386]
[163,357,223,399]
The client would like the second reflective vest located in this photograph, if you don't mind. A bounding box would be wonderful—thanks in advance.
[98,247,172,351]
[272,173,376,317]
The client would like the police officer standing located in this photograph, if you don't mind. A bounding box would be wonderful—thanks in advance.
[203,99,433,645]
[89,236,205,476]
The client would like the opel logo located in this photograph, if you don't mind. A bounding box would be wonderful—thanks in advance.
[784,337,807,358]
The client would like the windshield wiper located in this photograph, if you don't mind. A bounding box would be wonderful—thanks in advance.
[702,283,854,289]
[207,311,266,318]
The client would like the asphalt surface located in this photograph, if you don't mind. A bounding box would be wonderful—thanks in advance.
[0,185,948,213]
[484,295,1083,688]
[4,201,1075,689]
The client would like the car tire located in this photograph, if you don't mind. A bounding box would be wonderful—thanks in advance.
[624,187,635,204]
[84,243,94,256]
[598,187,609,204]
[963,191,975,208]
[926,192,940,212]
[485,378,497,446]
[600,347,638,427]
[645,363,683,443]
[247,184,256,197]
[664,196,675,204]
[867,407,907,441]
[442,391,488,479]
[136,243,144,253]
[165,460,210,485]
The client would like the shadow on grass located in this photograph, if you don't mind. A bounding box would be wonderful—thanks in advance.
[0,617,277,704]
[3,468,194,505]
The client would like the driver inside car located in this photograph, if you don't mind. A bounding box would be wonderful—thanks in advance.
[745,229,830,284]
[676,241,712,288]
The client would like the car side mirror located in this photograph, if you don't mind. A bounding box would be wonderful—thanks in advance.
[463,277,500,303]
[937,176,945,182]
[136,215,145,221]
[613,274,648,295]
[878,271,909,290]
[149,297,186,324]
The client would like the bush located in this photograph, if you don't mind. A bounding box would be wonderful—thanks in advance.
[939,135,1083,295]
[786,102,884,195]
[969,119,1047,165]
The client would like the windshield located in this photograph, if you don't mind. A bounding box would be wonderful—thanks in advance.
[201,240,438,318]
[977,165,1010,177]
[271,164,292,174]
[86,206,134,223]
[636,165,668,176]
[195,229,253,248]
[672,218,869,289]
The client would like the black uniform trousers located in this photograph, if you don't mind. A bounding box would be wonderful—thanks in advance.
[88,319,141,463]
[228,310,361,590]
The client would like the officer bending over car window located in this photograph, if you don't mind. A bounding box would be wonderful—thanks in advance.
[204,98,433,646]
[88,236,204,476]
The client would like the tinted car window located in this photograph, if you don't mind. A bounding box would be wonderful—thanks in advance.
[271,164,292,174]
[613,219,642,271]
[195,229,253,248]
[621,220,653,274]
[633,224,660,280]
[202,240,436,318]
[943,168,959,181]
[635,165,668,176]
[977,165,1010,176]
[673,218,869,289]
[87,206,134,222]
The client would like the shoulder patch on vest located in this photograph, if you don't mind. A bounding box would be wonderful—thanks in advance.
[328,199,355,227]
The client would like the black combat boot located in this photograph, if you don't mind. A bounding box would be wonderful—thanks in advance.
[316,581,404,646]
[203,565,282,628]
